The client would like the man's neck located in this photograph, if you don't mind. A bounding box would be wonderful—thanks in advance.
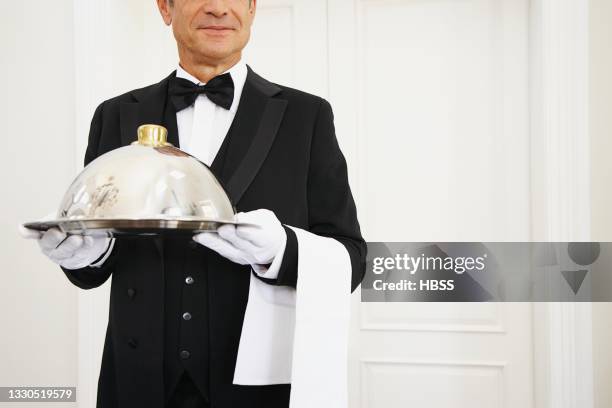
[178,51,242,83]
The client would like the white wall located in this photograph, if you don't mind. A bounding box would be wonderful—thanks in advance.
[589,1,612,407]
[0,1,78,407]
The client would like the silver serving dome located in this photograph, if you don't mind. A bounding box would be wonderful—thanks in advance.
[24,124,236,236]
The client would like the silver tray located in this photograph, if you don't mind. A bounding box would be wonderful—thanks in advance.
[23,218,243,237]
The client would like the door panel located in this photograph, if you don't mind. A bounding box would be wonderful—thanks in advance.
[325,1,533,407]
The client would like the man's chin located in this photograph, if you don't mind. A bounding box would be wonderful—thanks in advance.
[193,46,238,62]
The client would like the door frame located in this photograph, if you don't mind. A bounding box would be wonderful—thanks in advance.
[530,0,593,407]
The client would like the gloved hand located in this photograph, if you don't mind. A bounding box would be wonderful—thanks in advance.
[19,214,112,270]
[193,209,287,278]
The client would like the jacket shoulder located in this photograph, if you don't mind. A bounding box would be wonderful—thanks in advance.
[98,82,160,107]
[247,65,322,106]
[276,83,325,105]
[273,83,332,119]
[95,72,174,110]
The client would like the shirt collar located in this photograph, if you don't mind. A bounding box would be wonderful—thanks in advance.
[176,58,248,114]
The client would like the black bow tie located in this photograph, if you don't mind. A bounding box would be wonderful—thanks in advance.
[169,73,234,112]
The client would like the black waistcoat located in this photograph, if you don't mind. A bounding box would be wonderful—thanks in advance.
[160,84,260,404]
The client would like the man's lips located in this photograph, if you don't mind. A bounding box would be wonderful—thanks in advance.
[200,26,234,30]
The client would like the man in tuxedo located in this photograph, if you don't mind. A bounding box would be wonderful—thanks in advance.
[24,0,366,407]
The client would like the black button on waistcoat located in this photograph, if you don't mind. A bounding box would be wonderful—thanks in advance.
[127,288,136,298]
[127,338,138,348]
[163,236,210,401]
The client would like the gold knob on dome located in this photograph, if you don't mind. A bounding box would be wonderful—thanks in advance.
[134,124,172,147]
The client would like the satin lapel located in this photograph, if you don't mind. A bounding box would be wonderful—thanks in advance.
[223,65,287,205]
[119,71,177,256]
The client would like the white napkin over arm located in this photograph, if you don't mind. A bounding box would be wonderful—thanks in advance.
[233,226,352,408]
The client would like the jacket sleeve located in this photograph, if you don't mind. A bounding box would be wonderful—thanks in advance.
[269,98,367,293]
[59,101,119,290]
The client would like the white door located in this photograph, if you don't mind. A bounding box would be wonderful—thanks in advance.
[76,0,534,407]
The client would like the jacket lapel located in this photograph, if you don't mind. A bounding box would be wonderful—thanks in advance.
[219,64,287,206]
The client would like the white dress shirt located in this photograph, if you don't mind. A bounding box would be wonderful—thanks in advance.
[91,59,284,279]
[175,59,248,163]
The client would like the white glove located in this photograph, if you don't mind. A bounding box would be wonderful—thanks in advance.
[193,209,287,279]
[19,214,113,270]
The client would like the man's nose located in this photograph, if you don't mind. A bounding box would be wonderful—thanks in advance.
[201,0,229,17]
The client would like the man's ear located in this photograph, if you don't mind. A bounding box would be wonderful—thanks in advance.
[249,0,256,19]
[157,0,173,26]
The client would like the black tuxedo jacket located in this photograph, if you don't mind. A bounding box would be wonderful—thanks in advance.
[60,65,366,408]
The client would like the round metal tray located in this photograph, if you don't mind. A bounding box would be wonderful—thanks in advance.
[23,218,243,237]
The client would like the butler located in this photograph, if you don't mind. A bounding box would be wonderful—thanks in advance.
[23,0,366,407]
